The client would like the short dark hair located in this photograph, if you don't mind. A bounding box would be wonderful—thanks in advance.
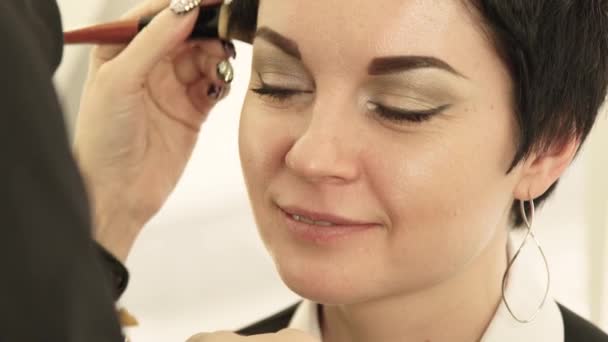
[466,1,608,227]
[235,0,608,228]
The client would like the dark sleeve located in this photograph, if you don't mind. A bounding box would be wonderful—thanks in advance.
[0,1,125,341]
[237,304,299,335]
[559,304,608,342]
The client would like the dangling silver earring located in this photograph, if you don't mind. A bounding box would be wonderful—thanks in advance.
[501,197,551,323]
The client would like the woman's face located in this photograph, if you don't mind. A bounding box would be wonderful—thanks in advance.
[239,0,520,304]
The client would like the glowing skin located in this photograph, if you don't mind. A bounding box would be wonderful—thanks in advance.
[238,1,577,341]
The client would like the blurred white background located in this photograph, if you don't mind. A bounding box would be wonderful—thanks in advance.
[55,1,608,341]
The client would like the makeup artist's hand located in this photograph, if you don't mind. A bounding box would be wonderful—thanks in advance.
[186,330,319,342]
[73,0,232,261]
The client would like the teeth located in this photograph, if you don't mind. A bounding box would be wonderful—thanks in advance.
[292,214,314,225]
[291,214,335,226]
[315,220,334,226]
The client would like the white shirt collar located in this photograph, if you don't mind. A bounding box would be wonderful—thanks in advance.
[288,236,564,341]
[289,299,323,339]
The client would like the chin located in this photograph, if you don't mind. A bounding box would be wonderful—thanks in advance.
[272,254,377,305]
[257,211,391,305]
[279,269,357,305]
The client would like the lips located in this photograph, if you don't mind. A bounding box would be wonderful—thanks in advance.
[279,205,378,227]
[278,204,380,243]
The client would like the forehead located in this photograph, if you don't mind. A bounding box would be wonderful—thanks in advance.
[256,0,499,81]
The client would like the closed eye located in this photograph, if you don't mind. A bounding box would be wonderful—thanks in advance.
[250,84,450,124]
[250,85,310,101]
[251,72,313,102]
[367,103,450,123]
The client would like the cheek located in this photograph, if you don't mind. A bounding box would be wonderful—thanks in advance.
[364,105,517,283]
[240,97,287,188]
[370,119,512,222]
[238,96,295,236]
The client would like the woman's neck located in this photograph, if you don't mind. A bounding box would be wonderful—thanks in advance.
[321,230,509,342]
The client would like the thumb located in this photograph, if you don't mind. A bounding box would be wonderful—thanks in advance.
[275,329,321,341]
[110,6,200,87]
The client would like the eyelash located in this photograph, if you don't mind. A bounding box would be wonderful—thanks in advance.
[250,85,447,123]
[251,85,310,100]
[370,103,449,123]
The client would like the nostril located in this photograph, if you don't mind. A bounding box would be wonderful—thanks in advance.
[283,126,360,183]
[285,151,358,184]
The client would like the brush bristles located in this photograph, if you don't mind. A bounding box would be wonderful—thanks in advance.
[225,0,259,44]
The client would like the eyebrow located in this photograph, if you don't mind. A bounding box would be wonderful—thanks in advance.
[254,27,466,79]
[368,56,467,78]
[254,26,302,60]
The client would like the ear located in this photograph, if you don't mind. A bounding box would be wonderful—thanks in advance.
[513,137,580,200]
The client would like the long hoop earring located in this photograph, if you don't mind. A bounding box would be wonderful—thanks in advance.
[501,198,551,323]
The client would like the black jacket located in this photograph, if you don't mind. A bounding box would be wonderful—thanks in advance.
[238,302,608,341]
[0,1,124,341]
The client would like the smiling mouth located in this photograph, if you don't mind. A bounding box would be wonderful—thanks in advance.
[278,204,379,227]
[278,205,380,244]
[289,213,336,227]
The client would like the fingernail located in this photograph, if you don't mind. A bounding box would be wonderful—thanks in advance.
[216,60,234,83]
[207,84,224,100]
[222,40,237,59]
[170,0,202,15]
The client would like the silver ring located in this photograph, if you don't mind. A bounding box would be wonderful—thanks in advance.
[217,60,234,83]
[170,0,202,15]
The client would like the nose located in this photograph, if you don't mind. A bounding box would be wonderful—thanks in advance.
[284,102,360,185]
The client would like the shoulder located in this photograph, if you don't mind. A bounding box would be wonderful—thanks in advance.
[237,303,299,336]
[0,0,65,135]
[559,303,608,342]
[0,0,63,73]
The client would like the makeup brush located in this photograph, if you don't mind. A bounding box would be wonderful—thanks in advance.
[63,0,258,45]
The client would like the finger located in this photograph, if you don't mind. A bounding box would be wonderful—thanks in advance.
[173,40,233,85]
[186,331,237,341]
[187,77,227,114]
[109,6,201,89]
[91,0,170,68]
[89,0,235,77]
[189,55,232,111]
[174,46,201,85]
[196,54,226,83]
[111,0,231,83]
[197,56,234,86]
[167,39,224,62]
[190,39,234,60]
[220,82,232,100]
[275,329,320,341]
